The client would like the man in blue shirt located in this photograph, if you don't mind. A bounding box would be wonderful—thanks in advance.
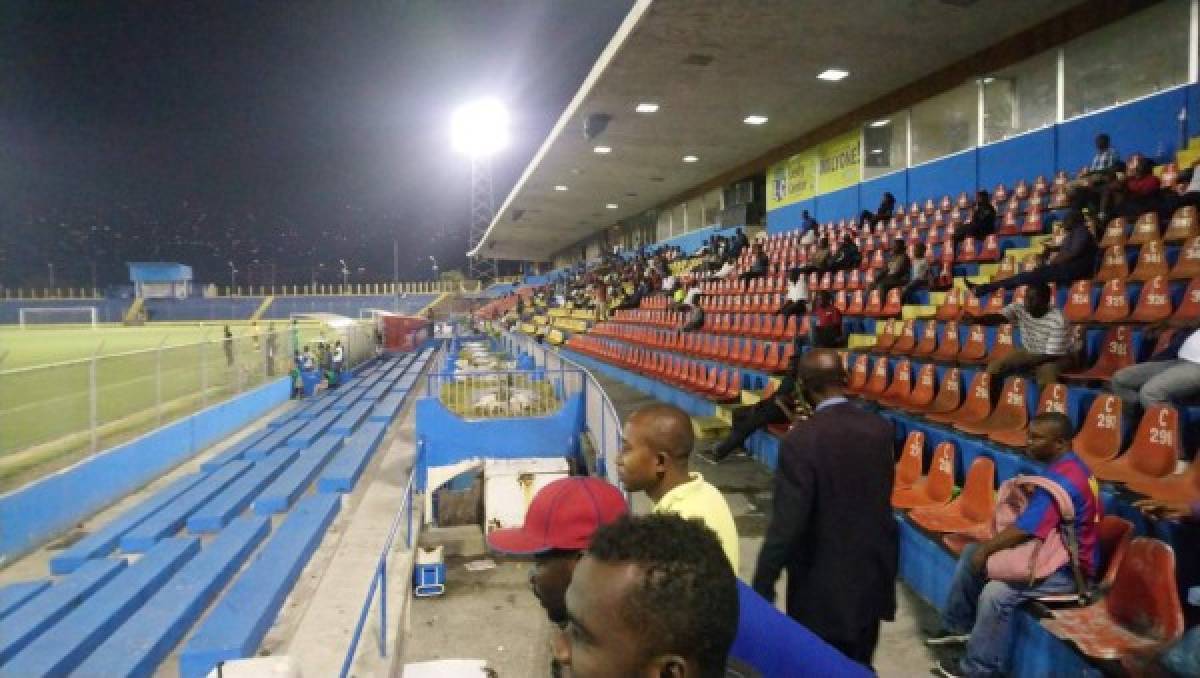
[930,412,1101,677]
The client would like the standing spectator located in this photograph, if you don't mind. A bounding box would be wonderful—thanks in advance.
[617,403,740,571]
[739,243,770,282]
[829,234,862,272]
[752,349,897,667]
[707,357,803,463]
[869,239,911,297]
[222,325,234,366]
[929,412,1099,678]
[953,190,996,244]
[809,291,844,348]
[290,317,301,354]
[552,514,739,677]
[778,268,809,317]
[901,242,933,303]
[860,191,896,229]
[265,322,278,376]
[967,210,1096,296]
[1111,327,1200,414]
[332,340,345,379]
[969,282,1072,389]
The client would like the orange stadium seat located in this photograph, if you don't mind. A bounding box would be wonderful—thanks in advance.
[879,288,903,317]
[893,431,926,489]
[956,376,1029,437]
[988,382,1069,447]
[1163,205,1198,242]
[877,359,913,406]
[931,323,962,362]
[1095,245,1129,282]
[1127,212,1160,246]
[1091,403,1181,485]
[1063,280,1095,323]
[1129,275,1173,323]
[861,355,891,398]
[892,441,956,510]
[1042,538,1184,661]
[911,322,939,358]
[1173,277,1200,323]
[1098,217,1128,248]
[1170,235,1200,279]
[908,457,996,533]
[1128,239,1168,281]
[847,354,870,394]
[872,319,899,354]
[1062,325,1134,382]
[1092,278,1130,323]
[936,288,963,320]
[928,371,993,426]
[902,363,939,411]
[909,366,964,416]
[956,324,989,364]
[1072,393,1124,466]
[891,319,917,355]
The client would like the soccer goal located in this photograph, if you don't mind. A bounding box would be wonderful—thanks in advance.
[18,306,99,329]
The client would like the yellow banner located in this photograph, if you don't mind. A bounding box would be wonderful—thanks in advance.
[816,130,862,194]
[766,149,817,210]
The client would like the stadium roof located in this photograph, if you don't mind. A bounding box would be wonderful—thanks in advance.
[472,0,1086,262]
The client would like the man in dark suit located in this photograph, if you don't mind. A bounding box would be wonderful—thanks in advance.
[751,349,898,667]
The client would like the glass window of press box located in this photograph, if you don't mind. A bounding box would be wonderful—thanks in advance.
[909,82,979,166]
[982,50,1057,143]
[863,111,909,179]
[1063,1,1190,119]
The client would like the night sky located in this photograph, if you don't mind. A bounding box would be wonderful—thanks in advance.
[0,1,633,289]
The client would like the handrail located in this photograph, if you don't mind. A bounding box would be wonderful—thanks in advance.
[338,442,420,678]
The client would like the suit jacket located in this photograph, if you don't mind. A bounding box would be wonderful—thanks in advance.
[752,400,898,648]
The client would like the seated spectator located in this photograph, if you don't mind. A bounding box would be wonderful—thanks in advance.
[680,279,702,309]
[929,412,1100,678]
[617,403,739,570]
[1163,157,1200,214]
[681,302,705,333]
[860,191,895,229]
[1069,133,1122,217]
[552,513,740,677]
[967,209,1096,297]
[706,357,803,463]
[869,239,911,296]
[1111,156,1162,219]
[969,282,1073,389]
[739,243,770,282]
[1111,327,1200,434]
[953,190,996,244]
[829,234,862,272]
[901,242,933,303]
[779,268,809,316]
[712,256,737,280]
[612,280,648,312]
[801,209,819,234]
[809,291,844,348]
[795,237,832,274]
[729,227,749,258]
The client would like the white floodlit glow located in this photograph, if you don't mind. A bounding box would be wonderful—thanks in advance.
[869,119,890,128]
[982,76,996,84]
[450,98,510,157]
[682,155,699,163]
[635,102,659,113]
[593,145,612,154]
[817,68,850,81]
[743,115,769,125]
[606,203,619,209]
[554,185,568,191]
[870,148,883,154]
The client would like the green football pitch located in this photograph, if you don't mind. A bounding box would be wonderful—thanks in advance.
[0,320,335,491]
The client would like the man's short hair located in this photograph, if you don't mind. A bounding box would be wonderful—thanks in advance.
[1032,411,1073,441]
[588,513,738,676]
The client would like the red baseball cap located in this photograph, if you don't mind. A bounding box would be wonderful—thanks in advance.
[486,477,628,554]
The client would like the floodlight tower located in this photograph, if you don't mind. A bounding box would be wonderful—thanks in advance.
[451,99,509,281]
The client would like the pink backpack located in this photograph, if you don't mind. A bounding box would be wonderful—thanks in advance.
[954,475,1086,587]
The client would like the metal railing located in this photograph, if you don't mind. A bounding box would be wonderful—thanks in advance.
[425,367,582,419]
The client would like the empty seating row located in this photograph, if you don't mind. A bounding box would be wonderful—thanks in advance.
[589,323,795,373]
[566,335,742,403]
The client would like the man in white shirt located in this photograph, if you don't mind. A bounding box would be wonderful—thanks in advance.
[966,283,1072,388]
[713,258,737,280]
[779,268,809,316]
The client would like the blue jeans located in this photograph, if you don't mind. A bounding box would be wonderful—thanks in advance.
[941,544,1076,676]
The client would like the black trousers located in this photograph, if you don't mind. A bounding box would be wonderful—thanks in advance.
[778,299,807,316]
[828,621,881,669]
[715,400,787,458]
[973,263,1089,296]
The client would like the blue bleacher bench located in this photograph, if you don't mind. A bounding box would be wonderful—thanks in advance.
[0,580,49,620]
[287,409,340,448]
[200,426,273,473]
[4,537,199,676]
[329,400,373,436]
[50,472,205,574]
[253,435,343,515]
[244,419,305,460]
[317,421,388,493]
[74,515,271,677]
[178,493,341,678]
[370,392,407,422]
[119,462,250,553]
[328,387,366,411]
[187,450,298,533]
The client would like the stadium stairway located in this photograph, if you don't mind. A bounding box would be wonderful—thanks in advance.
[0,347,435,677]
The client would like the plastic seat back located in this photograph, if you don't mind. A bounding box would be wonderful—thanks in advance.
[1104,538,1185,646]
[927,367,963,413]
[892,319,917,354]
[848,354,870,392]
[1169,235,1200,279]
[946,371,993,424]
[1093,278,1130,323]
[1127,212,1160,246]
[1172,277,1200,323]
[907,364,937,408]
[880,359,913,402]
[936,288,963,321]
[1129,239,1168,281]
[863,355,890,395]
[1163,205,1198,242]
[1096,516,1134,592]
[1095,245,1129,282]
[1091,325,1136,376]
[874,319,898,352]
[1073,394,1123,464]
[960,457,997,523]
[1130,275,1172,323]
[1036,382,1070,416]
[1098,217,1128,248]
[958,324,988,362]
[993,256,1017,281]
[989,324,1016,363]
[1122,403,1183,479]
[978,235,1001,262]
[926,443,957,503]
[863,289,883,316]
[913,321,939,356]
[932,323,961,362]
[880,288,903,316]
[987,376,1029,430]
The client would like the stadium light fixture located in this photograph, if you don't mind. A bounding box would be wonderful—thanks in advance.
[635,102,659,113]
[682,155,699,163]
[869,119,890,128]
[593,145,612,154]
[743,115,768,125]
[870,148,883,154]
[450,98,510,157]
[817,68,849,81]
[606,203,618,209]
[554,185,569,191]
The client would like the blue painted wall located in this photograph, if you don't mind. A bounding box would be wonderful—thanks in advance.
[860,172,908,217]
[0,377,291,561]
[813,185,861,225]
[658,224,745,255]
[978,127,1056,190]
[909,149,977,203]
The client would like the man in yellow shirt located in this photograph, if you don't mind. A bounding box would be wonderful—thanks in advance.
[616,403,740,572]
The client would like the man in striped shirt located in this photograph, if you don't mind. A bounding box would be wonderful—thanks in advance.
[967,282,1073,388]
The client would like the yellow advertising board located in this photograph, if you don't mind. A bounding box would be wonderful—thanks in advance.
[816,130,862,194]
[766,149,817,210]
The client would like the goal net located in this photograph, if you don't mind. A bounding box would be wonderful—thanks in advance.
[18,306,99,329]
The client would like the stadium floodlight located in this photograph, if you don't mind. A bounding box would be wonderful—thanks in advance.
[450,98,510,158]
[19,306,98,329]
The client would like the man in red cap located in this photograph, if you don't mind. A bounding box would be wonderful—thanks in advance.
[486,476,628,626]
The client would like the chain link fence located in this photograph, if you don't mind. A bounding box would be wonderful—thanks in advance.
[0,321,377,491]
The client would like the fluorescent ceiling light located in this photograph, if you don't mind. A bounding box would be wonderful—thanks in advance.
[817,68,849,81]
[869,119,890,128]
[635,103,659,113]
[743,115,768,125]
[593,145,612,154]
[554,185,568,191]
[870,148,883,154]
[682,155,699,163]
[982,76,996,84]
[606,203,619,209]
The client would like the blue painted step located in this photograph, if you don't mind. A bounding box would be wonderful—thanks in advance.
[119,462,250,553]
[0,580,49,620]
[365,383,390,400]
[244,419,305,460]
[187,450,298,533]
[4,537,198,676]
[253,435,343,514]
[179,494,341,678]
[75,516,270,678]
[329,401,373,436]
[50,472,204,574]
[318,421,388,493]
[370,393,407,422]
[287,410,339,447]
[200,426,273,473]
[329,387,366,411]
[0,558,126,664]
